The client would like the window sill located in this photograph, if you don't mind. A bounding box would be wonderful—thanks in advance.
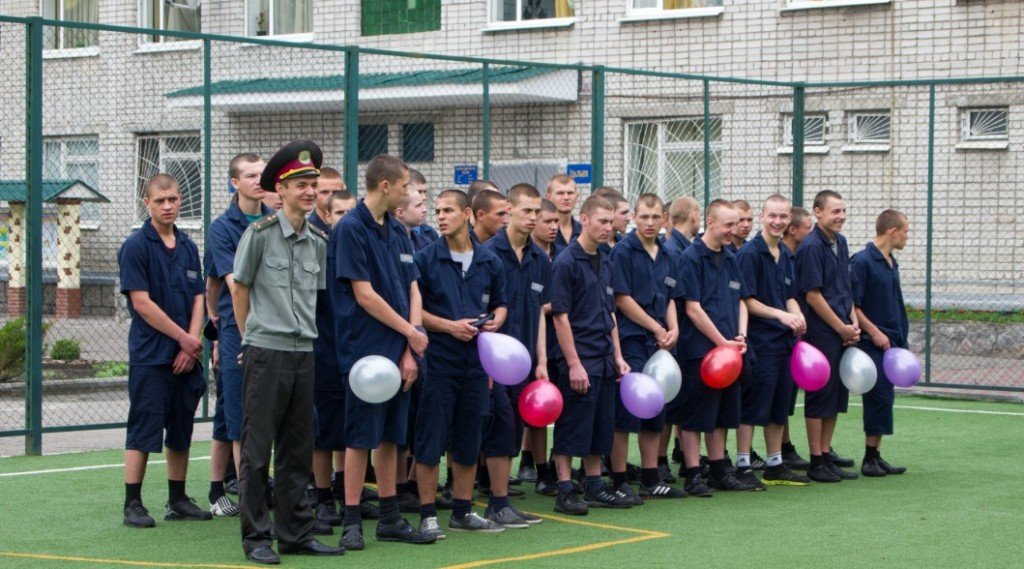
[42,46,100,60]
[781,0,891,12]
[619,7,724,24]
[777,145,830,155]
[482,17,578,34]
[841,143,891,153]
[134,40,202,54]
[81,223,100,231]
[955,140,1009,151]
[240,33,316,47]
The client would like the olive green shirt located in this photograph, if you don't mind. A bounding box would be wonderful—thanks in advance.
[233,214,327,351]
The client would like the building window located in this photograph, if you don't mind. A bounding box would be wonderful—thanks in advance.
[961,108,1008,141]
[136,134,202,222]
[402,123,435,163]
[43,137,102,228]
[140,0,201,42]
[358,125,389,163]
[247,0,312,37]
[42,0,99,50]
[492,0,576,23]
[625,117,722,206]
[629,0,722,14]
[847,112,891,144]
[783,113,827,146]
[362,0,441,36]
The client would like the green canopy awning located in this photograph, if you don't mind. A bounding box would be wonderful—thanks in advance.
[0,179,109,204]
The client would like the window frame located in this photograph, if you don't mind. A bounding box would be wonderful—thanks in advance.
[245,0,314,39]
[401,123,436,163]
[487,0,578,28]
[623,116,723,206]
[357,124,390,163]
[41,0,100,51]
[42,136,102,230]
[626,0,723,18]
[138,0,202,43]
[134,133,204,226]
[782,112,828,147]
[782,0,892,12]
[846,111,891,145]
[961,107,1009,142]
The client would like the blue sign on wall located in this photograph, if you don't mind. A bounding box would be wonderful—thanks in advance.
[567,163,592,184]
[454,165,479,185]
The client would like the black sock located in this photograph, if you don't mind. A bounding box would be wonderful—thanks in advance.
[520,451,535,468]
[641,468,660,487]
[536,462,552,482]
[865,445,880,461]
[781,441,797,454]
[316,487,334,505]
[209,481,225,503]
[168,479,186,504]
[331,472,345,501]
[684,466,700,480]
[420,502,437,521]
[822,451,833,466]
[125,482,142,508]
[810,454,824,468]
[452,498,472,520]
[709,459,727,479]
[611,471,628,488]
[343,505,362,526]
[445,467,453,488]
[379,496,401,524]
[657,455,668,466]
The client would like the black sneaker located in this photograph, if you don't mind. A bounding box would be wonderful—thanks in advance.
[613,482,644,506]
[507,487,525,498]
[638,482,687,499]
[749,450,767,471]
[828,449,855,468]
[807,463,841,483]
[554,490,589,516]
[340,524,364,551]
[782,448,811,470]
[223,477,239,496]
[316,502,342,526]
[583,486,633,509]
[535,479,558,497]
[397,491,420,513]
[707,473,756,492]
[517,464,539,483]
[861,458,887,478]
[361,486,379,501]
[510,507,543,525]
[698,455,711,478]
[827,462,859,480]
[723,453,737,475]
[657,463,677,484]
[360,500,381,519]
[449,512,505,533]
[165,496,214,521]
[313,518,334,535]
[124,499,156,528]
[762,465,811,486]
[735,468,767,491]
[878,457,907,475]
[683,474,714,497]
[508,475,524,487]
[376,517,437,544]
[484,505,530,529]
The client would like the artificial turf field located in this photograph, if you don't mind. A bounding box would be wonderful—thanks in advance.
[1,394,1021,569]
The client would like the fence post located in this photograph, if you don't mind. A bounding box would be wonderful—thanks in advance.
[924,83,935,384]
[590,66,605,189]
[344,47,360,197]
[791,83,806,208]
[703,80,711,208]
[200,38,212,419]
[24,18,44,456]
[482,62,491,180]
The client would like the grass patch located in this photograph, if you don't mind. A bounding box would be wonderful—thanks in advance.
[906,307,1024,324]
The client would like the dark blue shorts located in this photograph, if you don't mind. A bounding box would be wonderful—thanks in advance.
[211,364,229,443]
[126,364,205,453]
[789,383,801,418]
[401,374,422,455]
[676,357,741,433]
[314,387,346,451]
[218,324,244,441]
[615,336,666,434]
[803,334,850,419]
[742,351,794,427]
[414,373,489,466]
[860,344,895,436]
[482,383,518,459]
[552,357,616,458]
[344,371,411,450]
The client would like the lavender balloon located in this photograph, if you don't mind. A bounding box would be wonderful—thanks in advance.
[620,372,665,420]
[883,347,922,388]
[478,332,532,386]
[790,340,830,392]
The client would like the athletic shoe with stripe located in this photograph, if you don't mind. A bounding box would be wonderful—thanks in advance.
[613,482,645,506]
[484,505,530,529]
[418,516,447,540]
[762,465,811,486]
[210,495,239,517]
[449,512,505,533]
[735,468,767,491]
[749,450,767,471]
[165,496,214,521]
[638,482,687,499]
[584,486,633,509]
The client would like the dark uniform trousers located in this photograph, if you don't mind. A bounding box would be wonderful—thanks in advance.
[239,346,316,552]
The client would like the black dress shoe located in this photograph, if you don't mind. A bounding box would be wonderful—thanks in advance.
[315,502,342,526]
[376,517,437,544]
[782,449,811,470]
[279,539,345,556]
[245,545,280,565]
[312,518,334,535]
[340,524,364,551]
[807,464,841,483]
[827,461,859,480]
[861,458,887,478]
[877,457,907,475]
[828,449,855,468]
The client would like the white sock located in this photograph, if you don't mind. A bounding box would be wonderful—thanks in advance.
[767,453,783,467]
[737,453,751,468]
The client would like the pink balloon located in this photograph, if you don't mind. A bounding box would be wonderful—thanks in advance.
[790,340,830,392]
[620,372,665,420]
[883,348,922,388]
[477,332,531,386]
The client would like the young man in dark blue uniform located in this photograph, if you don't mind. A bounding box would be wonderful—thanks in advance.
[736,195,811,487]
[675,199,755,496]
[780,207,814,470]
[332,154,435,549]
[546,174,581,248]
[409,168,441,245]
[205,154,270,516]
[609,194,685,500]
[852,210,910,477]
[471,189,509,244]
[481,183,550,527]
[119,174,210,528]
[413,189,509,538]
[550,196,633,515]
[729,199,754,252]
[795,190,861,483]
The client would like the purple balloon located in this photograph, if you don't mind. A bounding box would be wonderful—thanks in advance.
[790,340,830,392]
[478,332,532,386]
[883,348,922,388]
[620,372,665,420]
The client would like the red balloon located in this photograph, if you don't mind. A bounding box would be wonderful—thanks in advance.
[700,346,743,389]
[518,380,564,428]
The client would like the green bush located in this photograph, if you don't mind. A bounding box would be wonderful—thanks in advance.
[50,339,82,361]
[0,318,50,382]
[94,361,129,378]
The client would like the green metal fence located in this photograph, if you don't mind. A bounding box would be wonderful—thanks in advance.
[1,16,1022,455]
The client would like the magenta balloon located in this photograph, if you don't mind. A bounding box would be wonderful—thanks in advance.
[620,372,665,420]
[477,332,532,386]
[883,348,922,388]
[790,341,830,392]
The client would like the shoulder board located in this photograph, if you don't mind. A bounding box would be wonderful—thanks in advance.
[309,224,328,240]
[252,215,279,231]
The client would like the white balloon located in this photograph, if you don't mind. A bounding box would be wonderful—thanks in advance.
[642,349,682,403]
[839,347,877,396]
[349,355,401,404]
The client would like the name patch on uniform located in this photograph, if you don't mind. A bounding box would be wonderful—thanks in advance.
[606,286,614,296]
[482,293,491,304]
[186,270,198,280]
[664,277,677,288]
[729,280,741,290]
[531,282,545,293]
[784,277,792,286]
[400,253,414,264]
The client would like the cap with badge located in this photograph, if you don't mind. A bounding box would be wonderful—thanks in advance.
[259,139,324,192]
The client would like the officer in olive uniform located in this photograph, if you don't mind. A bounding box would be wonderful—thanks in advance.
[231,140,343,564]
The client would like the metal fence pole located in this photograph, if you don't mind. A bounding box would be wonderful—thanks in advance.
[591,66,605,189]
[924,83,935,384]
[791,84,806,208]
[703,80,711,207]
[344,47,359,197]
[200,38,212,418]
[24,18,44,455]
[482,62,491,180]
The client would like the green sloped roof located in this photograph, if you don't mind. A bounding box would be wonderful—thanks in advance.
[166,66,555,98]
[0,179,109,203]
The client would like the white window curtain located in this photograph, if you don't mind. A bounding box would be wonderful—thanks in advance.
[166,0,202,34]
[275,0,311,35]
